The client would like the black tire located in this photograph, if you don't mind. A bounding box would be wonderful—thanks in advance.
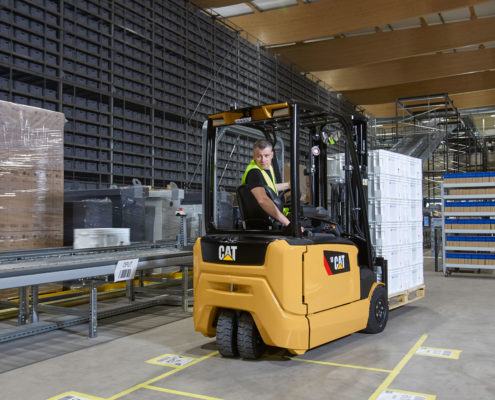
[363,285,388,333]
[237,312,265,359]
[216,309,238,357]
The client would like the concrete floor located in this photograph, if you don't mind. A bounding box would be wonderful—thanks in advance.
[1,257,494,400]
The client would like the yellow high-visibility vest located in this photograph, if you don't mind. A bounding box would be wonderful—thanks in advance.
[241,160,278,194]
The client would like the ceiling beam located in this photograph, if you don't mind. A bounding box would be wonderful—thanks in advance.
[275,17,495,71]
[313,47,495,91]
[451,90,495,111]
[226,0,492,45]
[360,103,398,117]
[342,71,495,105]
[362,90,495,117]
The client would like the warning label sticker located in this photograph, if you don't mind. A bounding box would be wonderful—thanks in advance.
[147,354,196,367]
[376,390,431,400]
[50,392,103,400]
[416,346,461,359]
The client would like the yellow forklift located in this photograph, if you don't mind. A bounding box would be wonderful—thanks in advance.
[193,102,388,358]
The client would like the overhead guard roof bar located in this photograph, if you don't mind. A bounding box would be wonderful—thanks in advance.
[209,103,290,127]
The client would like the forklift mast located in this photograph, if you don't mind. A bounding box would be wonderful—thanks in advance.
[202,101,374,269]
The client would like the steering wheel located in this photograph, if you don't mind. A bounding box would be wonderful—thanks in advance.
[278,188,291,207]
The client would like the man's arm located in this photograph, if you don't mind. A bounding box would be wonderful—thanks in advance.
[250,187,290,226]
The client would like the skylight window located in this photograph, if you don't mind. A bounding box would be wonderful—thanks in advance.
[251,0,298,12]
[440,7,471,23]
[388,17,422,31]
[209,4,253,18]
[423,13,443,26]
[344,27,377,37]
[474,2,495,18]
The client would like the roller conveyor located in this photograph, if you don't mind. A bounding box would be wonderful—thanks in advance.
[0,243,193,342]
[0,242,193,289]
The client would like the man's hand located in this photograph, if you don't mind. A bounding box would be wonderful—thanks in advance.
[275,181,290,192]
[251,187,290,226]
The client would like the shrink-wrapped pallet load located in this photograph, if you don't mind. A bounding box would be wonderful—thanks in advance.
[0,100,64,251]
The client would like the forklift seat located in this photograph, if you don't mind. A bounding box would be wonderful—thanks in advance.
[236,184,283,230]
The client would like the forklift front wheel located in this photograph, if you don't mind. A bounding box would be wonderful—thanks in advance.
[237,312,265,359]
[216,309,239,357]
[363,285,388,333]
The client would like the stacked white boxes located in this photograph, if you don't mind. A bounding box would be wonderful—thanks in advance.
[368,150,423,296]
[74,228,130,249]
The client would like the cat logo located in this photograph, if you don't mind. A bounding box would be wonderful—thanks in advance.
[218,245,237,262]
[323,251,350,276]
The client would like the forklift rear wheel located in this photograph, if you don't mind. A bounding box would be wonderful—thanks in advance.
[237,312,265,359]
[364,285,388,333]
[216,309,238,357]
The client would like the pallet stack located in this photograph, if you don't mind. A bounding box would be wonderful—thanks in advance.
[0,100,64,251]
[367,149,424,296]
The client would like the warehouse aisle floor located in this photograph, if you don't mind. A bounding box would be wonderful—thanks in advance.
[0,257,494,400]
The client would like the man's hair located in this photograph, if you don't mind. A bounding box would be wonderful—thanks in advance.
[253,139,273,151]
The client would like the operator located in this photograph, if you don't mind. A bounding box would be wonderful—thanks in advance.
[241,139,291,227]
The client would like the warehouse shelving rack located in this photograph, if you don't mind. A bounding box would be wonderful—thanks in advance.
[441,173,495,276]
[0,0,355,191]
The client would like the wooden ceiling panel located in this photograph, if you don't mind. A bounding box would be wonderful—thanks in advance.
[275,17,495,71]
[313,47,495,91]
[225,0,492,45]
[451,89,495,110]
[191,0,495,118]
[342,71,495,105]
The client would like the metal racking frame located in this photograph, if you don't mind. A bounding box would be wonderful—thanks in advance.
[0,0,355,190]
[368,94,485,209]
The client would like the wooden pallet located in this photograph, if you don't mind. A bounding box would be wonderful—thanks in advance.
[388,285,425,310]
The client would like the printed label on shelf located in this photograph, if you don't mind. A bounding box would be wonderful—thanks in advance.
[416,346,461,359]
[114,258,139,282]
[147,354,196,367]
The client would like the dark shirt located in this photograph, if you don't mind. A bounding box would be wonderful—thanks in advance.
[245,169,274,191]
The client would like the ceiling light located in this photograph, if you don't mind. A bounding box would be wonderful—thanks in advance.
[303,36,335,44]
[264,42,296,49]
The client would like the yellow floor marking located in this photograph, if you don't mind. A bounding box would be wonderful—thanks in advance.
[290,357,393,373]
[378,388,436,400]
[416,346,462,360]
[106,351,219,400]
[46,391,105,400]
[368,334,429,400]
[143,384,223,400]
